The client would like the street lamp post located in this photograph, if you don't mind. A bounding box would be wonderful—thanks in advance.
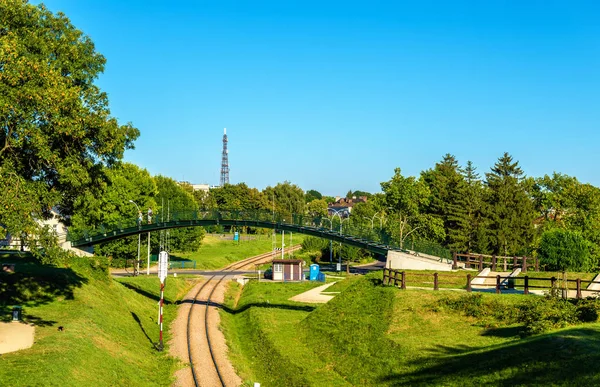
[329,208,347,271]
[323,218,333,265]
[129,200,141,276]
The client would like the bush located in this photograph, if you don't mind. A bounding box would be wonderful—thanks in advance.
[576,298,600,322]
[538,229,593,272]
[518,296,578,336]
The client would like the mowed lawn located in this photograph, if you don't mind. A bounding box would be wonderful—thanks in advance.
[173,233,305,269]
[221,273,600,386]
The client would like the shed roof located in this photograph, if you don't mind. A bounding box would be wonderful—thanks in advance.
[272,259,303,264]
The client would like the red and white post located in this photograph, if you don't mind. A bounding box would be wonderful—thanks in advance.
[157,251,169,352]
[158,281,165,351]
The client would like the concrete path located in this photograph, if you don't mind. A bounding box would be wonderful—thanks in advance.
[289,282,338,303]
[0,322,35,354]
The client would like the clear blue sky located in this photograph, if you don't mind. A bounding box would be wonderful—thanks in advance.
[36,0,600,195]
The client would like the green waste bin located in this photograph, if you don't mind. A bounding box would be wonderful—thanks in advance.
[12,306,22,321]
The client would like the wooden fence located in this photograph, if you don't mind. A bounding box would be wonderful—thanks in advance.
[452,252,539,272]
[382,268,600,299]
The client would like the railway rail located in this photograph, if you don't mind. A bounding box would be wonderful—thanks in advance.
[186,245,302,387]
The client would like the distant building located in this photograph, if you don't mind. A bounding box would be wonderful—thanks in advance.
[190,184,210,192]
[0,208,68,251]
[327,196,368,217]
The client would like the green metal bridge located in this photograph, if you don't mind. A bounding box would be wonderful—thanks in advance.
[67,209,450,258]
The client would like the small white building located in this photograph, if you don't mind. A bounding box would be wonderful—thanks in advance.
[271,259,304,281]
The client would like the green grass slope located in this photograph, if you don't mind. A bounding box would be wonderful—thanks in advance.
[223,272,600,386]
[174,234,305,269]
[0,255,196,386]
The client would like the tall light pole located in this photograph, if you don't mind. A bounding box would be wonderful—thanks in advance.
[129,200,141,276]
[329,208,346,271]
[323,217,333,265]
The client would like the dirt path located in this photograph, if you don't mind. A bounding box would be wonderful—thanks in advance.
[0,322,35,354]
[170,278,242,387]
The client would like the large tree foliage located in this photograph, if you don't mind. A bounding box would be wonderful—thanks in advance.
[207,183,268,211]
[381,168,444,248]
[538,228,592,272]
[263,181,305,217]
[70,163,157,259]
[484,153,535,256]
[153,176,204,252]
[421,154,470,250]
[0,1,138,255]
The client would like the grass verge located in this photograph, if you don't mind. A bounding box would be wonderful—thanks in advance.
[0,255,197,386]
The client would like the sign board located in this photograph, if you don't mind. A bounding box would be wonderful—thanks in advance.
[336,263,341,272]
[158,251,169,283]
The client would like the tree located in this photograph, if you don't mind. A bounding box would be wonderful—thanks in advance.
[538,229,592,272]
[70,163,157,260]
[562,183,600,264]
[421,154,469,249]
[0,2,139,259]
[263,181,305,216]
[305,189,323,203]
[381,168,444,248]
[153,176,205,252]
[485,153,535,256]
[306,199,328,219]
[208,183,268,211]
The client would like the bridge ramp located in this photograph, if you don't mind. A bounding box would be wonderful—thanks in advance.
[386,250,453,271]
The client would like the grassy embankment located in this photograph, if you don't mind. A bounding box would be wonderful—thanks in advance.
[0,252,197,386]
[221,271,600,386]
[174,233,305,269]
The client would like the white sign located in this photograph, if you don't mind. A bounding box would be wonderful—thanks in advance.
[158,251,169,283]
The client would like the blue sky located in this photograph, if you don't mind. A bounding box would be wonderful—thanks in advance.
[36,1,600,195]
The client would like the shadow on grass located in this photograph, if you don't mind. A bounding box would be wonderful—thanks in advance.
[178,298,316,315]
[0,257,87,324]
[117,282,174,305]
[481,325,523,338]
[380,327,600,386]
[131,311,154,347]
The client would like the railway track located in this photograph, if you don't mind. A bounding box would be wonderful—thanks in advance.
[186,245,302,387]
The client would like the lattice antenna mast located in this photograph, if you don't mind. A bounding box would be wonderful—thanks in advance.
[220,128,230,186]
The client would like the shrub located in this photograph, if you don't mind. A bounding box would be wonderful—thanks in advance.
[518,296,578,336]
[576,298,600,322]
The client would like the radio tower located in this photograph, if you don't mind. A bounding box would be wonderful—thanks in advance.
[220,128,229,186]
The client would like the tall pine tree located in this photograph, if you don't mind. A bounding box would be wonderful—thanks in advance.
[421,154,469,250]
[449,161,488,253]
[485,153,535,256]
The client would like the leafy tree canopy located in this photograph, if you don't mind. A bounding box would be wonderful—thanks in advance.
[0,1,138,252]
[538,228,593,272]
[305,189,323,203]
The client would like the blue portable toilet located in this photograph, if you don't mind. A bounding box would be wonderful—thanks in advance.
[309,264,320,281]
[233,232,239,241]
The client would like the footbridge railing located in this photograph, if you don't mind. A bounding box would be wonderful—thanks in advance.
[67,209,451,258]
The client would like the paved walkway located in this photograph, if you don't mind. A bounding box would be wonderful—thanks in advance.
[289,282,338,303]
[0,322,35,354]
